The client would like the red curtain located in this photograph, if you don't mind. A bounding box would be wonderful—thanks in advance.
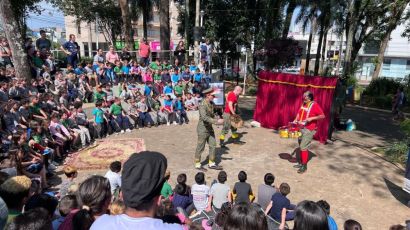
[253,71,338,143]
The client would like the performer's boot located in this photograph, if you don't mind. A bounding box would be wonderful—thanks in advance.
[195,161,207,172]
[208,160,223,170]
[231,133,245,145]
[297,164,307,173]
[219,134,226,147]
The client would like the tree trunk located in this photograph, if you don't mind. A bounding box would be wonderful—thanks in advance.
[265,0,282,39]
[160,0,170,60]
[305,30,313,74]
[335,32,344,76]
[314,12,328,76]
[142,0,149,39]
[185,0,190,60]
[319,29,329,73]
[371,31,391,80]
[118,0,134,50]
[0,0,31,81]
[282,0,296,39]
[343,0,360,79]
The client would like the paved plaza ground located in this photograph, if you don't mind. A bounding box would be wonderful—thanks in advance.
[68,98,409,229]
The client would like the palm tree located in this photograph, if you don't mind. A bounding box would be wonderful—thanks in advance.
[118,0,134,50]
[159,0,170,59]
[296,1,320,74]
[313,0,332,76]
[282,0,299,39]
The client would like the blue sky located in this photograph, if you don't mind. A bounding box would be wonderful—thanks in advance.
[26,1,65,29]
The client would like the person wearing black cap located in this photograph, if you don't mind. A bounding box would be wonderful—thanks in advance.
[90,151,182,230]
[194,88,224,171]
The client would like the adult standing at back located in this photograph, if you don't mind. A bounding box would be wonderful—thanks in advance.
[36,30,51,59]
[139,38,150,66]
[105,46,120,65]
[174,41,186,65]
[60,34,80,68]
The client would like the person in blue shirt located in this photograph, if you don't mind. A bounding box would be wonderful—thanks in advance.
[74,64,85,75]
[171,69,180,86]
[189,60,197,74]
[163,82,174,95]
[317,200,338,230]
[173,95,189,125]
[193,69,202,83]
[121,59,131,82]
[60,34,80,68]
[264,183,296,229]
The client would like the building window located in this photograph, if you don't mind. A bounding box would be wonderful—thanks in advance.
[407,60,410,70]
[77,22,81,35]
[383,59,391,70]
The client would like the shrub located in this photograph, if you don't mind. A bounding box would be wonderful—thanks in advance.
[384,141,408,165]
[373,95,392,109]
[247,86,257,96]
[363,77,402,97]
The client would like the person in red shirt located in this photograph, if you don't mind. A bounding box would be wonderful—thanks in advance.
[292,91,325,174]
[139,38,151,66]
[220,86,243,147]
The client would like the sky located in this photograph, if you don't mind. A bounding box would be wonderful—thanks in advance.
[26,1,65,30]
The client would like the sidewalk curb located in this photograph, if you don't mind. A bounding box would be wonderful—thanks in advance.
[346,104,410,116]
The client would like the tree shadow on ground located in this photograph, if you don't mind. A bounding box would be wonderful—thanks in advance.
[383,177,410,207]
[338,107,404,144]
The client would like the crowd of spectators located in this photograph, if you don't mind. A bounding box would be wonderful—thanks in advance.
[1,150,399,230]
[0,34,408,230]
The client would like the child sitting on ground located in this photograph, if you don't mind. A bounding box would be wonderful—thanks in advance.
[59,166,78,198]
[264,182,295,229]
[161,170,173,199]
[232,170,254,204]
[191,172,211,213]
[104,161,122,198]
[52,194,78,230]
[110,199,125,215]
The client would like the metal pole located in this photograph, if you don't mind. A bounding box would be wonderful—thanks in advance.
[243,51,247,95]
[194,0,200,64]
[95,14,99,50]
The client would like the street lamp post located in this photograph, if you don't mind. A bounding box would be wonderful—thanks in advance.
[200,10,204,27]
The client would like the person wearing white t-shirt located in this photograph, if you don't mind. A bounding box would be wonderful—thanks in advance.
[91,151,182,230]
[104,161,122,195]
[191,172,211,212]
[209,171,231,211]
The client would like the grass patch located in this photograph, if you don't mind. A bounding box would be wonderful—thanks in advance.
[374,142,408,167]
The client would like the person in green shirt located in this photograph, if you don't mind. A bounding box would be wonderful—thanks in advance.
[94,85,107,102]
[149,59,161,71]
[113,60,123,82]
[0,176,32,224]
[29,96,48,121]
[174,80,184,97]
[109,98,132,133]
[160,170,173,199]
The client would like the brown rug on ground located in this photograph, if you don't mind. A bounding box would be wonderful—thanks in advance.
[64,138,145,170]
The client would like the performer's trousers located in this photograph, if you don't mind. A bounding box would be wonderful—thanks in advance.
[195,131,216,164]
[298,128,316,165]
[221,113,237,136]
